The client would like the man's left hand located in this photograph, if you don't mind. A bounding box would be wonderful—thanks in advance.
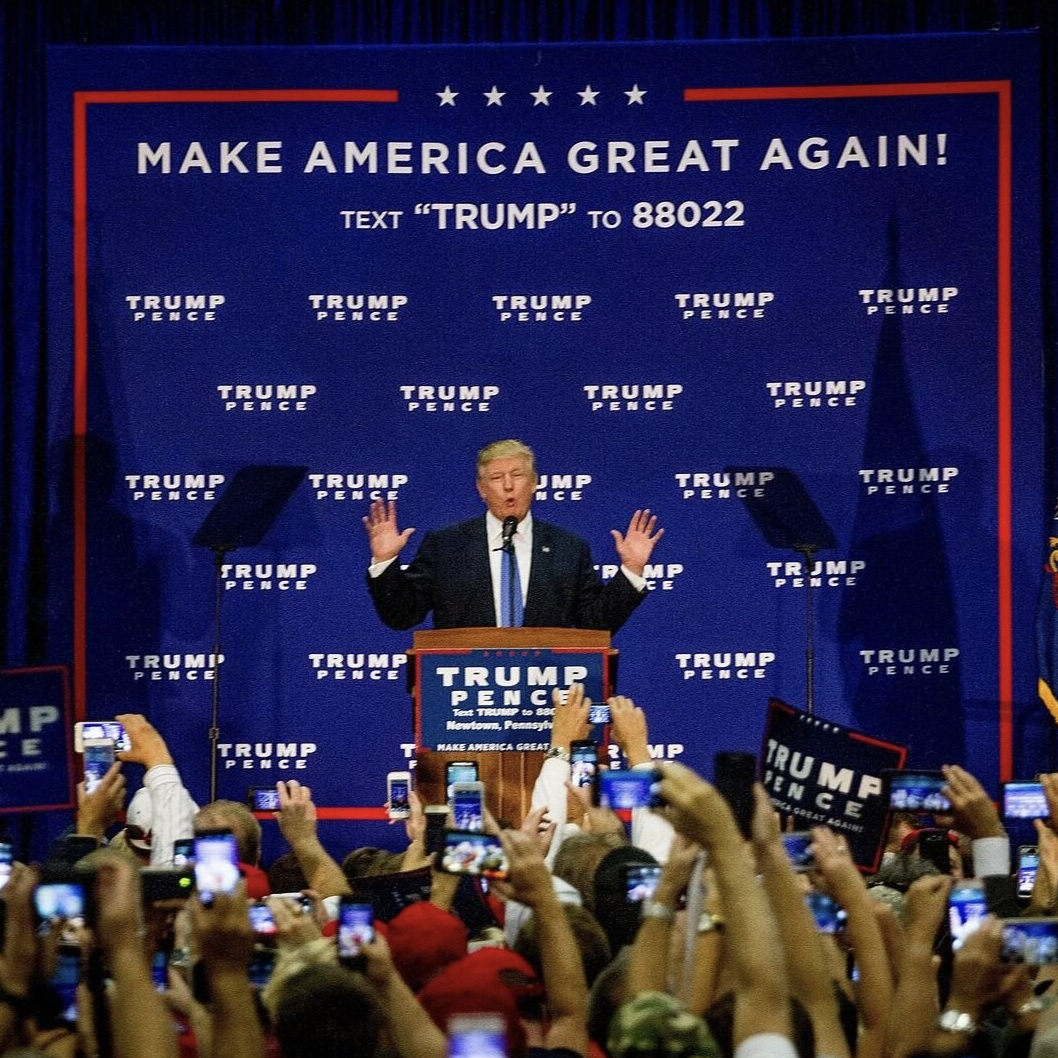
[611,509,663,577]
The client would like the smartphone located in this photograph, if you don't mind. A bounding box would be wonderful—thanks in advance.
[446,761,479,800]
[425,805,450,855]
[1018,845,1040,900]
[249,948,276,988]
[570,740,599,791]
[387,771,412,821]
[337,899,375,970]
[193,830,240,905]
[589,702,611,726]
[74,720,131,754]
[151,948,170,992]
[141,867,194,902]
[248,900,278,938]
[714,751,757,839]
[0,840,12,891]
[597,769,663,810]
[172,838,195,869]
[51,946,81,1024]
[806,891,848,934]
[272,892,314,915]
[451,781,485,832]
[622,862,662,904]
[1003,781,1048,820]
[247,786,281,812]
[440,830,509,879]
[34,881,86,945]
[1000,917,1058,964]
[82,738,116,794]
[949,880,988,950]
[884,770,951,813]
[781,831,815,873]
[448,1012,507,1058]
[917,828,953,874]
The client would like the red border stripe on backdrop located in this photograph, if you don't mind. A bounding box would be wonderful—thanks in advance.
[685,80,1014,780]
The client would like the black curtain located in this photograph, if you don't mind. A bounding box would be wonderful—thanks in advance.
[1,0,1054,666]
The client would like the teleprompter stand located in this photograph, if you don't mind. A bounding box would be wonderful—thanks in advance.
[728,467,836,715]
[192,465,307,801]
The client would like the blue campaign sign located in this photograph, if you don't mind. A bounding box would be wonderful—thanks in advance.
[0,667,74,812]
[417,648,607,750]
[761,698,907,872]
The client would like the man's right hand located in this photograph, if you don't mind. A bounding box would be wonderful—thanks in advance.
[362,499,416,564]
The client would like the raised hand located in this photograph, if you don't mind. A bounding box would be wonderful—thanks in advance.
[362,499,416,563]
[610,509,663,577]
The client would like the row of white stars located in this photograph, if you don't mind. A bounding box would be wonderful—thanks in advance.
[436,84,647,107]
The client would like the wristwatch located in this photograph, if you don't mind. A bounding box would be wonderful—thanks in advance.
[544,746,570,762]
[936,1009,978,1035]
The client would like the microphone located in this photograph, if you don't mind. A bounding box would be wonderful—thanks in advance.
[501,515,517,552]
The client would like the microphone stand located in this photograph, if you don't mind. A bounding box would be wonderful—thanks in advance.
[793,543,818,716]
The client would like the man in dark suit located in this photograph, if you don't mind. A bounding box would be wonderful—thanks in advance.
[363,439,663,633]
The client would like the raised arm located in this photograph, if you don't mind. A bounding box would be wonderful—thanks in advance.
[363,499,416,564]
[275,780,351,898]
[610,509,663,578]
[751,791,850,1058]
[658,761,790,1046]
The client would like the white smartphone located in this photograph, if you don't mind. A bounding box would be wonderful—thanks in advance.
[82,738,116,793]
[450,780,485,832]
[74,721,130,754]
[387,771,412,820]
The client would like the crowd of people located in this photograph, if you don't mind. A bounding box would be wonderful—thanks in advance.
[2,695,1058,1058]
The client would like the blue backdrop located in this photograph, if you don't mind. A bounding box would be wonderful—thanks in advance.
[43,33,1044,837]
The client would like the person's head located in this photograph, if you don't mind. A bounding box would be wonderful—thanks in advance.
[552,831,627,912]
[272,962,383,1058]
[513,904,612,988]
[476,440,537,523]
[193,800,262,865]
[609,991,721,1058]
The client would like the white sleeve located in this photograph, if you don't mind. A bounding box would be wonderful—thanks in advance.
[144,764,200,868]
[630,807,675,864]
[971,835,1011,878]
[532,756,572,868]
[734,1033,799,1058]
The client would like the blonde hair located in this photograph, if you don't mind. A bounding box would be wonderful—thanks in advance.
[476,439,536,479]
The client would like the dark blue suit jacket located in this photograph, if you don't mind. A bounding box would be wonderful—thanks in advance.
[367,515,644,633]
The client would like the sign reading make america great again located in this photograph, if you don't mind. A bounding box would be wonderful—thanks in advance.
[417,648,606,751]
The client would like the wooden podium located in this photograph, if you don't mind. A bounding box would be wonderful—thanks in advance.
[409,628,615,824]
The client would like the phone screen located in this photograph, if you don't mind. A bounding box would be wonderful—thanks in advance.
[172,838,195,869]
[448,1013,507,1058]
[51,947,81,1024]
[77,720,131,753]
[1004,782,1048,820]
[440,830,509,879]
[425,807,449,855]
[337,901,374,966]
[623,863,662,903]
[248,901,278,938]
[781,832,815,872]
[451,783,484,832]
[83,739,115,794]
[1001,918,1058,964]
[570,741,598,790]
[588,702,611,725]
[387,774,411,820]
[597,769,663,810]
[0,841,12,891]
[885,770,951,812]
[34,882,86,945]
[1019,847,1040,899]
[445,762,478,798]
[248,786,281,812]
[806,891,848,934]
[949,881,988,949]
[193,831,240,904]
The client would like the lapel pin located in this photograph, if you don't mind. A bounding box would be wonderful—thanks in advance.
[542,546,551,553]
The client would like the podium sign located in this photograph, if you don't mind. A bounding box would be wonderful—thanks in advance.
[417,646,608,751]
